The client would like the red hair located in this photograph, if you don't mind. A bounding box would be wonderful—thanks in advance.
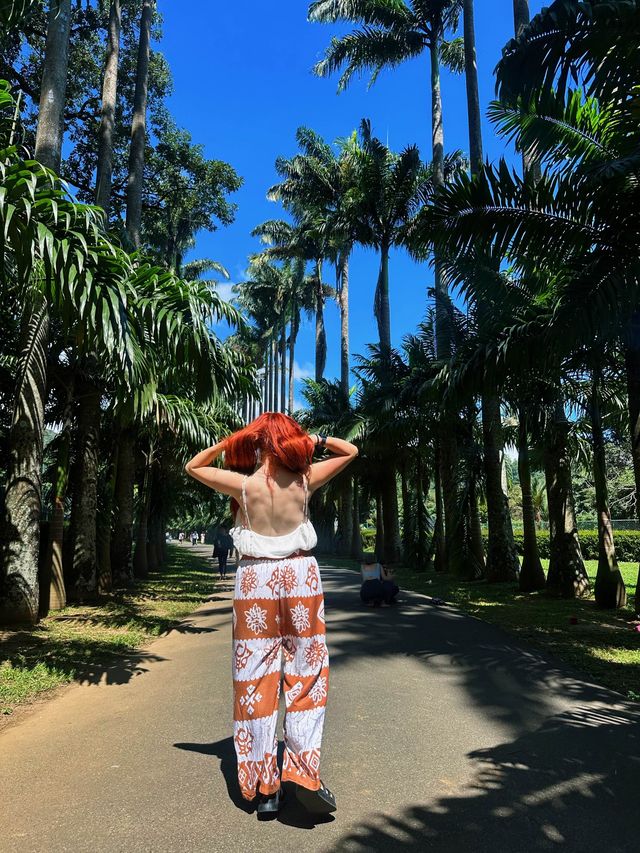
[222,411,314,477]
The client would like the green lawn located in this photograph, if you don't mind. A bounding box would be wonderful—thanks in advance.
[0,545,216,716]
[330,556,640,700]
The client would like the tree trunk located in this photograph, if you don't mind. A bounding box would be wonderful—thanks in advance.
[374,242,391,356]
[68,379,101,602]
[416,451,428,567]
[517,408,546,592]
[381,466,401,563]
[272,338,279,412]
[338,250,351,402]
[625,323,640,613]
[34,0,72,171]
[337,478,354,558]
[95,0,121,216]
[433,437,446,572]
[0,296,49,625]
[591,376,626,607]
[133,456,151,578]
[400,461,410,557]
[543,401,589,598]
[111,425,135,585]
[42,383,75,614]
[315,259,326,381]
[288,316,298,413]
[513,0,531,36]
[97,435,118,594]
[468,478,485,578]
[125,0,153,249]
[280,317,286,413]
[463,0,483,174]
[351,474,362,558]
[375,490,384,560]
[482,392,520,582]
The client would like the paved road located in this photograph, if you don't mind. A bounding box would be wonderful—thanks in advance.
[1,547,638,852]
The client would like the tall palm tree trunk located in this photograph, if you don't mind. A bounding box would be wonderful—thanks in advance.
[1,2,73,625]
[0,296,49,625]
[463,0,518,581]
[288,316,298,413]
[68,379,101,602]
[374,242,391,356]
[625,321,640,614]
[482,392,520,581]
[42,379,75,614]
[315,259,326,380]
[517,407,545,591]
[350,474,362,558]
[280,318,286,413]
[544,401,589,598]
[272,338,279,412]
[338,251,351,401]
[111,424,135,585]
[375,489,385,559]
[133,452,152,578]
[381,467,401,563]
[35,0,72,171]
[97,434,118,594]
[433,438,446,572]
[95,0,121,216]
[430,38,462,576]
[590,375,626,607]
[125,0,153,248]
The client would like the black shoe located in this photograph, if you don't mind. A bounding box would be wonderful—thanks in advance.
[294,781,336,814]
[256,788,283,818]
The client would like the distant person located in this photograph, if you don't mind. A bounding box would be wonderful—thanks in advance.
[360,553,399,607]
[200,531,205,544]
[212,525,233,579]
[178,531,185,544]
[190,530,198,546]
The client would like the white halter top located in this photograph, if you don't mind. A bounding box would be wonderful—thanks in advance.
[230,473,318,559]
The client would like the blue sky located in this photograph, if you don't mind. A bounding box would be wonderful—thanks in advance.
[159,1,545,405]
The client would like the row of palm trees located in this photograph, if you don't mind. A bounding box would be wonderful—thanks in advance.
[0,1,253,625]
[231,0,639,613]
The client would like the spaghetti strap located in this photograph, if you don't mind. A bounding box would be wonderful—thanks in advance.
[241,475,252,530]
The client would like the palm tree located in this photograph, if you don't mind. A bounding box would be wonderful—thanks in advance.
[268,127,363,403]
[125,0,154,249]
[252,219,330,383]
[95,0,121,217]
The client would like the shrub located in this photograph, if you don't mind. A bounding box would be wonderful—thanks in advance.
[483,529,640,561]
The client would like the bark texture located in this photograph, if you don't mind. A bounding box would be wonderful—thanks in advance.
[34,0,72,171]
[95,0,121,216]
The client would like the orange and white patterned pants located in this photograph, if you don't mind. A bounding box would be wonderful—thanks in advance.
[232,554,328,800]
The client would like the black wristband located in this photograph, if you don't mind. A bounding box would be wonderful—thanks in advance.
[318,433,327,447]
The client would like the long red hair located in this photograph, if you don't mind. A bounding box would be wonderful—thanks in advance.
[222,412,314,476]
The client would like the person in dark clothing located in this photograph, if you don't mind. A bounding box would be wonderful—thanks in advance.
[213,525,233,578]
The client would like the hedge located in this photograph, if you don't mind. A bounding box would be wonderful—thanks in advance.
[485,529,640,562]
[361,526,640,562]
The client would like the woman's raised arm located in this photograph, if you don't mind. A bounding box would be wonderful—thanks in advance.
[184,441,244,497]
[307,435,358,492]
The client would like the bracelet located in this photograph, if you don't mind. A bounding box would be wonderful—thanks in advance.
[318,433,327,448]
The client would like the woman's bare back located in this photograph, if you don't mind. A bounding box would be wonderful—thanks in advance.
[241,466,309,537]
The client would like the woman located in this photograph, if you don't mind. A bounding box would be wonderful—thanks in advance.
[185,413,358,817]
[360,553,399,607]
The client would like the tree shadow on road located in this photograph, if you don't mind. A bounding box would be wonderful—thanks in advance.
[318,566,639,852]
[326,702,638,852]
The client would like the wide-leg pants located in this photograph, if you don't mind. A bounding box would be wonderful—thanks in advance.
[232,554,328,800]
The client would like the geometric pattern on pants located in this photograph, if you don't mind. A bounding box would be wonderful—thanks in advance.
[232,554,328,800]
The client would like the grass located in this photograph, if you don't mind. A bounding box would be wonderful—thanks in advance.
[329,556,640,700]
[0,545,216,716]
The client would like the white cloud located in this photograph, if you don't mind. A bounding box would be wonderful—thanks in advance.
[215,282,235,303]
[293,360,314,381]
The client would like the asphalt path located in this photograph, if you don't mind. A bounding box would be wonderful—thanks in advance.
[1,546,638,852]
